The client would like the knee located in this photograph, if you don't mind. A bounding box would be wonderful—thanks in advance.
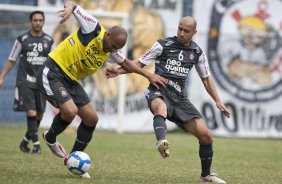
[199,131,213,144]
[27,110,36,117]
[91,115,98,126]
[61,107,78,122]
[84,114,98,127]
[155,106,167,116]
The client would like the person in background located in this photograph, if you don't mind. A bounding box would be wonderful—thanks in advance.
[106,16,231,184]
[36,0,167,179]
[0,11,54,154]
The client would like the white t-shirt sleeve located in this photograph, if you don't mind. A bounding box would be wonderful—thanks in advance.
[72,5,99,34]
[195,52,210,78]
[139,42,163,65]
[106,50,126,64]
[8,39,22,62]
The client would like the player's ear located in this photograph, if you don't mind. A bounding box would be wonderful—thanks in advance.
[106,31,112,38]
[103,31,109,40]
[193,29,197,35]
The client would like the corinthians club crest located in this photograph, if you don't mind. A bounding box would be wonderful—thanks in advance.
[208,0,282,102]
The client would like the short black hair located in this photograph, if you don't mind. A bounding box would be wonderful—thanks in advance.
[30,11,45,21]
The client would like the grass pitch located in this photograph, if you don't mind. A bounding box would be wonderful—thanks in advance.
[0,124,282,184]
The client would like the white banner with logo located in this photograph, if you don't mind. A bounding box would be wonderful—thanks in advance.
[192,0,282,138]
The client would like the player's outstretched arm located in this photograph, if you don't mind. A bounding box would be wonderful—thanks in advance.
[107,58,167,89]
[58,0,76,24]
[121,58,167,89]
[201,76,231,118]
[105,59,140,78]
[60,1,99,34]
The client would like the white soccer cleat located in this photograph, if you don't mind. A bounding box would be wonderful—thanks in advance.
[156,140,170,159]
[201,173,226,183]
[42,131,67,158]
[80,172,91,179]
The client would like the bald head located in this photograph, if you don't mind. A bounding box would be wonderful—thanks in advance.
[177,16,197,45]
[179,16,197,30]
[108,25,127,35]
[103,25,128,52]
[108,26,128,47]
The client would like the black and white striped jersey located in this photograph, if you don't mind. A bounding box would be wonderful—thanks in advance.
[9,31,54,88]
[140,36,210,98]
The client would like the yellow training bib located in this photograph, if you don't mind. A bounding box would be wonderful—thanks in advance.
[49,25,110,81]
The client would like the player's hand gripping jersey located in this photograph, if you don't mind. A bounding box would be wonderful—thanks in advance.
[49,5,125,81]
[139,36,210,98]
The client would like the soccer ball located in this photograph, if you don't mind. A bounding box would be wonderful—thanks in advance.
[66,151,91,175]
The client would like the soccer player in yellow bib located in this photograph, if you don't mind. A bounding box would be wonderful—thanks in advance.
[36,0,167,179]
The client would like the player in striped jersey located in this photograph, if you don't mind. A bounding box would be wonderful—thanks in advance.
[106,16,231,183]
[0,11,54,154]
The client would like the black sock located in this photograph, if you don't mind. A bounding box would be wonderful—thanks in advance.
[20,137,29,146]
[71,122,95,153]
[37,119,41,127]
[25,116,35,140]
[26,116,39,144]
[24,131,31,141]
[153,115,167,141]
[33,144,40,148]
[46,113,71,143]
[199,142,213,177]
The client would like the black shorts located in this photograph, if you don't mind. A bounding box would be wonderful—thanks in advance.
[36,58,90,108]
[13,86,46,113]
[145,88,203,129]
